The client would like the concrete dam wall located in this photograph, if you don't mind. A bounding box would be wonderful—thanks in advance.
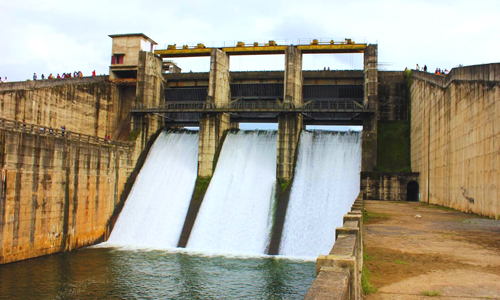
[410,64,500,218]
[0,70,161,264]
[0,124,134,264]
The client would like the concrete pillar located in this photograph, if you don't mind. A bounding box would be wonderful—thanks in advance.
[362,44,379,171]
[133,51,163,151]
[198,49,231,177]
[277,47,303,180]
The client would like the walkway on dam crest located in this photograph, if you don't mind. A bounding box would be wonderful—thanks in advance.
[363,201,500,300]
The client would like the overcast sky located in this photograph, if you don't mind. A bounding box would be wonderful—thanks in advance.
[1,0,499,82]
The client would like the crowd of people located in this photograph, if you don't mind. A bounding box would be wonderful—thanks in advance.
[32,70,96,81]
[415,64,449,75]
[0,77,7,83]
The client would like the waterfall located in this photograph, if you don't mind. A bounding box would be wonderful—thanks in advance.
[187,131,277,255]
[279,131,361,258]
[106,131,199,249]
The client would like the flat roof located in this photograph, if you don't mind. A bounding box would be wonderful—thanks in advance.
[108,33,157,45]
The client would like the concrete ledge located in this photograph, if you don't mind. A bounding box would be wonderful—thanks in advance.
[0,76,109,92]
[306,192,363,299]
[411,63,500,89]
[304,268,350,300]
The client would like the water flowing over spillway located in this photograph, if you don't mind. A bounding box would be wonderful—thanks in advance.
[280,131,361,258]
[106,131,199,248]
[187,131,277,255]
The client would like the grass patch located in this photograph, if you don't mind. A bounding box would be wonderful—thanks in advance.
[363,210,389,223]
[363,245,376,261]
[428,204,457,212]
[192,176,211,201]
[422,290,441,297]
[394,259,408,265]
[364,252,375,261]
[362,267,378,295]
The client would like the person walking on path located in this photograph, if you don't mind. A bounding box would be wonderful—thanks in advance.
[33,73,37,81]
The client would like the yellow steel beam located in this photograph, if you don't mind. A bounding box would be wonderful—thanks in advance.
[297,44,367,54]
[155,48,212,58]
[155,43,368,58]
[222,46,288,55]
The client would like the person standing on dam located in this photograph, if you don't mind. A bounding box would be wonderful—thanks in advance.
[33,73,37,80]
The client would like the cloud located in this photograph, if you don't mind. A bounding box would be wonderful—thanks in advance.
[1,0,499,81]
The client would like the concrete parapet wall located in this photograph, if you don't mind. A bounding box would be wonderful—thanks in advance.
[0,76,130,140]
[0,124,134,264]
[305,193,363,300]
[0,76,109,92]
[412,63,500,88]
[410,63,500,218]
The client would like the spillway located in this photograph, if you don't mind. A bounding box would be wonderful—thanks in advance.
[106,131,199,248]
[187,131,277,255]
[279,131,361,258]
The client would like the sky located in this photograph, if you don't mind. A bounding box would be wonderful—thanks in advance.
[1,0,499,83]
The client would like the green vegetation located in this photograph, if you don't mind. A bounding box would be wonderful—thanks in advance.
[405,68,412,90]
[428,204,457,211]
[363,209,389,223]
[362,267,377,295]
[192,176,211,201]
[277,178,291,193]
[376,121,411,172]
[422,290,441,297]
[363,247,375,261]
[128,129,141,141]
[394,259,408,265]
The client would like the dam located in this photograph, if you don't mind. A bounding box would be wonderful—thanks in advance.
[0,33,499,299]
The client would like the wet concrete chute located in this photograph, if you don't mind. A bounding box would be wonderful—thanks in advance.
[279,131,362,257]
[105,131,199,248]
[186,130,278,255]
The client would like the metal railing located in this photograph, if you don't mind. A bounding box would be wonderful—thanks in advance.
[0,118,132,148]
[131,99,371,114]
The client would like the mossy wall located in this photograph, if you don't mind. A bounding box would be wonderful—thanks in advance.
[376,121,411,172]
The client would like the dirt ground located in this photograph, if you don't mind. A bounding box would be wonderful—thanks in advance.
[363,200,500,300]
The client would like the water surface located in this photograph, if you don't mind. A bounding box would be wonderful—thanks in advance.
[0,248,315,299]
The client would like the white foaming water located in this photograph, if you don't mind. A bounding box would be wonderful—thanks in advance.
[279,131,361,258]
[105,131,199,249]
[187,131,277,255]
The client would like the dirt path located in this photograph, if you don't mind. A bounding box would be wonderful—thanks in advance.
[363,200,500,300]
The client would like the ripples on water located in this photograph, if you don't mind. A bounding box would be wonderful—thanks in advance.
[0,248,315,299]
